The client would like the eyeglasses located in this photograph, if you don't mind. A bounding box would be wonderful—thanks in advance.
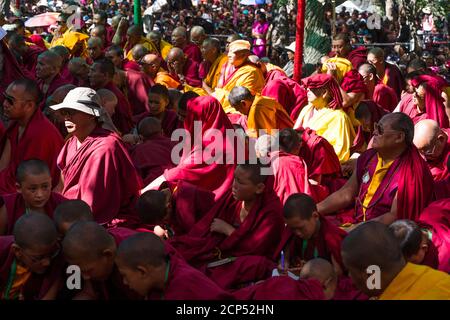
[20,243,61,264]
[373,123,401,136]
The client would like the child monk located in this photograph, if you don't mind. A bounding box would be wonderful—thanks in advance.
[274,193,347,276]
[0,213,63,299]
[61,221,140,300]
[233,258,337,300]
[53,199,94,237]
[115,232,233,300]
[0,159,66,235]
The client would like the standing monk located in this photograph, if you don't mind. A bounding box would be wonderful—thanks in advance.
[331,33,367,69]
[49,88,141,227]
[0,79,63,195]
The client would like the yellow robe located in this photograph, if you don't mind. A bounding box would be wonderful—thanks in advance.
[160,39,172,60]
[154,72,180,89]
[204,54,228,91]
[295,103,355,162]
[125,37,158,61]
[320,57,353,83]
[50,29,89,57]
[247,95,294,138]
[380,263,450,300]
[213,63,265,114]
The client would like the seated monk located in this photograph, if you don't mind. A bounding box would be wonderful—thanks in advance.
[213,40,265,114]
[36,50,71,106]
[8,33,45,77]
[0,213,63,300]
[413,119,450,181]
[317,113,434,226]
[122,69,155,122]
[0,160,66,235]
[169,162,284,267]
[171,26,202,64]
[228,86,293,138]
[130,44,150,63]
[90,25,110,48]
[115,232,233,300]
[130,117,176,185]
[433,157,450,200]
[200,38,228,94]
[0,79,64,194]
[147,30,172,61]
[105,45,140,72]
[86,37,105,64]
[143,94,237,201]
[269,129,314,204]
[275,193,347,277]
[53,199,93,237]
[49,45,73,83]
[121,25,158,62]
[139,85,180,136]
[342,221,450,300]
[96,89,118,120]
[358,63,398,112]
[89,59,134,134]
[44,84,76,137]
[166,47,202,88]
[50,87,141,227]
[140,53,180,89]
[68,58,90,87]
[234,258,337,300]
[389,219,448,273]
[261,73,308,121]
[331,33,367,69]
[61,221,140,300]
[294,74,356,163]
[215,34,242,89]
[367,47,404,99]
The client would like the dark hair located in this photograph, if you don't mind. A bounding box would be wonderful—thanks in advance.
[148,84,169,100]
[278,128,301,154]
[15,159,50,184]
[388,112,414,145]
[228,86,253,106]
[283,193,317,220]
[354,101,372,120]
[178,91,199,112]
[136,191,167,225]
[389,220,423,258]
[237,161,268,185]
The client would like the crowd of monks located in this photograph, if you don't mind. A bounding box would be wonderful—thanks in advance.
[0,12,449,300]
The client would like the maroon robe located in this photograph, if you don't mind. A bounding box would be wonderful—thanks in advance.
[182,42,202,64]
[354,147,433,223]
[22,45,46,76]
[122,59,141,72]
[147,250,233,300]
[130,134,176,185]
[261,75,308,120]
[169,178,284,268]
[0,235,64,300]
[426,128,450,181]
[383,62,404,99]
[133,110,180,138]
[57,127,141,227]
[341,69,367,95]
[346,46,367,69]
[397,93,428,124]
[373,82,399,112]
[59,62,74,84]
[273,216,347,271]
[233,277,326,300]
[125,69,154,120]
[199,60,210,80]
[2,192,67,235]
[418,199,450,273]
[37,74,72,110]
[104,82,134,134]
[0,109,64,195]
[171,57,202,88]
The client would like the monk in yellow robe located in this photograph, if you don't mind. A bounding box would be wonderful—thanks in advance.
[342,221,450,300]
[200,38,228,94]
[50,15,89,58]
[213,40,265,114]
[147,30,172,60]
[229,86,293,138]
[116,25,158,61]
[294,74,355,162]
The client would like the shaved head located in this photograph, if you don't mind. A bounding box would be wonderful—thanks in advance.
[97,88,118,107]
[190,26,207,46]
[147,30,162,43]
[15,159,50,184]
[172,26,187,38]
[90,25,106,38]
[167,47,184,61]
[38,50,63,69]
[68,57,88,69]
[191,26,206,37]
[137,117,162,139]
[228,86,253,106]
[141,53,161,65]
[127,25,142,37]
[14,212,58,249]
[368,47,385,59]
[136,190,167,225]
[53,200,93,235]
[51,84,77,104]
[172,27,188,48]
[413,119,440,148]
[88,36,103,48]
[300,258,337,300]
[50,45,70,62]
[116,232,166,268]
[131,44,149,61]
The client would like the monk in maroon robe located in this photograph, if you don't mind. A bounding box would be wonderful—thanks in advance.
[0,213,63,300]
[413,120,450,181]
[331,33,367,69]
[147,95,237,201]
[261,75,308,120]
[395,92,427,124]
[115,232,232,300]
[125,69,154,121]
[51,87,141,227]
[0,159,66,235]
[171,26,203,64]
[0,79,64,195]
[167,47,202,88]
[8,34,45,77]
[89,59,134,134]
[318,113,433,226]
[131,117,176,185]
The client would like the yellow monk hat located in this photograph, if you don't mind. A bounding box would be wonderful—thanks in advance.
[228,40,251,54]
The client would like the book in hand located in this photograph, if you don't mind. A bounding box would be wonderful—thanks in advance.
[206,257,236,268]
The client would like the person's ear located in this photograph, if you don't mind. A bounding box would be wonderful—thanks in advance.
[102,248,115,260]
[11,243,22,259]
[368,73,374,81]
[312,211,320,220]
[255,182,265,195]
[136,264,149,277]
[15,182,22,194]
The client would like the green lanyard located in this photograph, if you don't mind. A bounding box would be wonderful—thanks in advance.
[301,240,319,260]
[160,259,171,300]
[2,259,19,300]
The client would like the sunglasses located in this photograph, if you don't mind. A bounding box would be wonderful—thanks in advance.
[373,123,401,136]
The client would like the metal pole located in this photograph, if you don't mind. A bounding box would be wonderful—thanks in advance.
[332,0,336,36]
[293,0,305,82]
[134,0,142,27]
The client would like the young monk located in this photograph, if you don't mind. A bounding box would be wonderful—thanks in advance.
[130,117,176,185]
[169,163,284,289]
[62,221,140,300]
[53,199,93,237]
[233,258,337,300]
[0,160,66,235]
[274,193,347,276]
[115,232,233,300]
[0,213,63,300]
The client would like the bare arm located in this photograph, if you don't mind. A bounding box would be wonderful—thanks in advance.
[341,91,365,109]
[0,138,11,171]
[317,169,358,215]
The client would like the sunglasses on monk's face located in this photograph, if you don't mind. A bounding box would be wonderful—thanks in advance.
[373,123,401,136]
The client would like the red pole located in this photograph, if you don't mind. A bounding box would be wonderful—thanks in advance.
[293,0,305,82]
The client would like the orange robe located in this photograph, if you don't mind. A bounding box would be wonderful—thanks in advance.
[203,54,228,91]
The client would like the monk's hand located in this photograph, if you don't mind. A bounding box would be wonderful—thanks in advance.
[341,158,357,177]
[153,225,169,239]
[325,62,338,78]
[210,218,235,236]
[122,133,140,145]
